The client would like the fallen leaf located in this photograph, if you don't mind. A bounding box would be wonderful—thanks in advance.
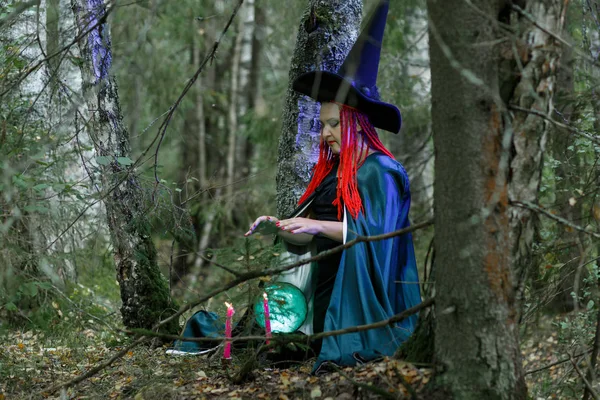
[310,386,322,398]
[197,370,207,379]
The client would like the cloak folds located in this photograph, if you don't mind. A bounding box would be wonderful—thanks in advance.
[313,152,421,371]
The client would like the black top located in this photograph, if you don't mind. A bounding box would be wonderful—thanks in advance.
[311,162,343,335]
[312,162,343,252]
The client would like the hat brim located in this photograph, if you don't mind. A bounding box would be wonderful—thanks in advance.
[292,71,402,134]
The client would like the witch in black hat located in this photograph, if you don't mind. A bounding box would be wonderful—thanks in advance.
[246,0,421,372]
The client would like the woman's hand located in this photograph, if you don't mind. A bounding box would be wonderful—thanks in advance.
[276,217,323,235]
[244,216,279,236]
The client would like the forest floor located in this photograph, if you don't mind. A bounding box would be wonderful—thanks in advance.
[1,329,433,399]
[0,311,585,400]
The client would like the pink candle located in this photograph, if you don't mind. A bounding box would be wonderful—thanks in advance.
[223,302,234,359]
[263,293,272,345]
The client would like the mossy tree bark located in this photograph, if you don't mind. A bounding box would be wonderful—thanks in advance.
[71,0,178,333]
[276,0,362,218]
[428,0,531,398]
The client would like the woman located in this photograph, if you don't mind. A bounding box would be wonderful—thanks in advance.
[246,0,421,372]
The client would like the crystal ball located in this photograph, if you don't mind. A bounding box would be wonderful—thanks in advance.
[254,282,307,333]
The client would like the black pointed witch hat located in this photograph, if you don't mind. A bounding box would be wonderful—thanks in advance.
[292,0,401,133]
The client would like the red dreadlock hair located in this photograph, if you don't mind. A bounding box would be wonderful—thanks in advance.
[297,104,395,220]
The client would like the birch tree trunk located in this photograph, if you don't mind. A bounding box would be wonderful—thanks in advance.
[276,0,362,218]
[428,0,527,397]
[190,5,221,276]
[506,0,565,318]
[70,0,178,333]
[235,0,255,179]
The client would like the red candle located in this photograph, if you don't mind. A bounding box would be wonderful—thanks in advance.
[263,293,272,345]
[223,302,234,359]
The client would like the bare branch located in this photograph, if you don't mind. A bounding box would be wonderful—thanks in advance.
[40,336,149,396]
[569,352,600,400]
[512,4,598,66]
[127,297,435,345]
[157,219,434,330]
[509,105,600,145]
[524,348,591,375]
[38,221,434,395]
[511,201,600,239]
[198,254,241,277]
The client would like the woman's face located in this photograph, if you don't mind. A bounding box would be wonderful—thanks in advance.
[319,102,342,154]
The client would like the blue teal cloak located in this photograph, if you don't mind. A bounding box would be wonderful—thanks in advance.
[313,152,421,371]
[170,153,421,370]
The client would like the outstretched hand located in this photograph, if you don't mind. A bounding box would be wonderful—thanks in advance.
[244,216,279,236]
[276,217,322,236]
[244,216,324,237]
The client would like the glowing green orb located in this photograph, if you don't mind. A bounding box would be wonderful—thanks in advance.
[254,282,307,333]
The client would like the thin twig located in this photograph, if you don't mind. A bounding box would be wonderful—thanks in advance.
[509,105,600,145]
[42,295,433,396]
[198,254,241,277]
[511,201,600,239]
[157,219,434,329]
[40,336,149,396]
[512,4,598,66]
[126,297,435,345]
[49,283,120,334]
[524,348,591,375]
[39,220,432,395]
[569,352,600,400]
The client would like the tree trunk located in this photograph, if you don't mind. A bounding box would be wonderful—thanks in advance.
[70,0,178,333]
[247,0,264,176]
[226,23,243,215]
[428,0,527,398]
[276,0,362,218]
[235,0,255,179]
[506,0,566,319]
[46,0,61,96]
[197,70,207,196]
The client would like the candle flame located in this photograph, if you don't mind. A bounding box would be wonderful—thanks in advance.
[263,292,268,300]
[225,302,233,309]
